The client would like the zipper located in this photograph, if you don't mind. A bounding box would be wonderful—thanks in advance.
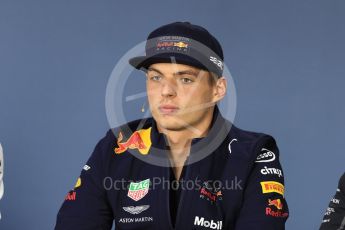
[173,157,191,229]
[166,159,175,230]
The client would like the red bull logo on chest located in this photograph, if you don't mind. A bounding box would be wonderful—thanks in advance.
[114,127,152,155]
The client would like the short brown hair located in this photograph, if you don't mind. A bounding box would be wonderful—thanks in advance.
[208,72,219,86]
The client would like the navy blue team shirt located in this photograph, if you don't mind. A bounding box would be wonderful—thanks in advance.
[55,106,289,229]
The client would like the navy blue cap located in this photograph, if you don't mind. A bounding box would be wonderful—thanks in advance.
[129,22,224,77]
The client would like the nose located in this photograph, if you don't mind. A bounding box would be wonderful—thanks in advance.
[161,80,177,98]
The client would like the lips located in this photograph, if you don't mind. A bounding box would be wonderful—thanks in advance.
[158,105,179,115]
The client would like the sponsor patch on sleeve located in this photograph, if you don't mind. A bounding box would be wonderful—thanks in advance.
[255,148,276,163]
[260,181,284,196]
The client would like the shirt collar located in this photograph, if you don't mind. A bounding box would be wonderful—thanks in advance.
[149,105,227,148]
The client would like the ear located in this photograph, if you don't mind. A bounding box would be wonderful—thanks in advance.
[212,77,227,103]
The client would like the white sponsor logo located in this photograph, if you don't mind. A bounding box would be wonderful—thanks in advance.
[83,165,91,171]
[322,219,330,223]
[209,56,223,70]
[255,148,276,163]
[331,198,340,204]
[119,216,153,223]
[123,205,150,215]
[228,139,238,154]
[325,207,335,216]
[337,188,340,192]
[194,216,222,229]
[260,166,283,177]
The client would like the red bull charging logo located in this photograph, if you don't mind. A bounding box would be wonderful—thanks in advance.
[114,127,152,155]
[268,198,283,210]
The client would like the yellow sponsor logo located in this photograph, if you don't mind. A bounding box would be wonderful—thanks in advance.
[74,177,81,189]
[174,42,188,48]
[260,181,284,196]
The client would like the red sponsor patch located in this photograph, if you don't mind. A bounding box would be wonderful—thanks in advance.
[65,191,76,201]
[199,182,222,204]
[265,207,288,218]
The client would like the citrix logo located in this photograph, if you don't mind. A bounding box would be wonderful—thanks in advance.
[194,216,222,229]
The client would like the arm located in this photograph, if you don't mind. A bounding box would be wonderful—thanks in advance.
[235,136,289,230]
[55,130,114,230]
[320,173,345,230]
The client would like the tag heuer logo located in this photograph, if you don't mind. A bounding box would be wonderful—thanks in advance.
[127,179,150,201]
[123,205,150,215]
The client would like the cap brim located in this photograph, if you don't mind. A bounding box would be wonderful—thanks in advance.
[129,53,208,72]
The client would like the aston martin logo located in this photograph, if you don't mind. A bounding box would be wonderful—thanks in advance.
[123,205,150,215]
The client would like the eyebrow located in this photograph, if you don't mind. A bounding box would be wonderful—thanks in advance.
[174,70,200,77]
[147,67,200,77]
[147,67,163,75]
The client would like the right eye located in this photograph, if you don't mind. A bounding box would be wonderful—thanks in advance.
[149,75,162,81]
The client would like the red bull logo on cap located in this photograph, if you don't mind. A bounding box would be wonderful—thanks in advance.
[114,127,152,155]
[174,42,189,48]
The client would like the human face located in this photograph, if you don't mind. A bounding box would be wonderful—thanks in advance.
[146,63,222,133]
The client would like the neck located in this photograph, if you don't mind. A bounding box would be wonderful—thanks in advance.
[156,107,215,167]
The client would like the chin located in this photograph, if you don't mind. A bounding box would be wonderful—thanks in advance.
[155,117,187,131]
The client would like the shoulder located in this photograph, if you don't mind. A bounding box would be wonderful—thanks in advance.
[111,118,154,137]
[102,118,155,145]
[339,173,345,192]
[230,124,276,144]
[92,118,155,160]
[228,124,279,161]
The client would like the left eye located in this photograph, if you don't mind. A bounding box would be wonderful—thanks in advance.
[181,78,193,83]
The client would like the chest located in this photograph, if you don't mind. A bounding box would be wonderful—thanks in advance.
[107,161,246,230]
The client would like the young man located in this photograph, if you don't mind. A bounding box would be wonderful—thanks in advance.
[55,22,289,229]
[320,173,345,230]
